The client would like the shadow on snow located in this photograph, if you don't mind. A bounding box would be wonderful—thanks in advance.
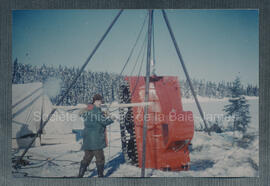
[88,152,125,178]
[189,159,215,171]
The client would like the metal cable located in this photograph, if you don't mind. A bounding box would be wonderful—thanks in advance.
[106,11,148,109]
[130,26,148,76]
[130,34,147,98]
[118,12,148,76]
[108,32,147,114]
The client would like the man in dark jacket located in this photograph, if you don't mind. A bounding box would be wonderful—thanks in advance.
[78,94,115,178]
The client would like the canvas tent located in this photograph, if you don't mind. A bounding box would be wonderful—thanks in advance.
[12,82,77,149]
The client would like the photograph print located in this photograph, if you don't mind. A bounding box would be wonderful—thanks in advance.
[11,9,258,177]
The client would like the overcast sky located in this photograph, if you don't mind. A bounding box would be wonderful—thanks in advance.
[12,9,259,86]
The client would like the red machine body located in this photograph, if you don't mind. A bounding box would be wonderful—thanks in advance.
[125,76,194,171]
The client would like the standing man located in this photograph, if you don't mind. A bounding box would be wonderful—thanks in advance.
[78,94,115,178]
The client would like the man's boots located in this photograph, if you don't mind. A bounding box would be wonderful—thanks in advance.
[96,164,104,177]
[78,162,88,178]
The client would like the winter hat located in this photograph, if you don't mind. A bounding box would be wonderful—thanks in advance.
[92,94,103,104]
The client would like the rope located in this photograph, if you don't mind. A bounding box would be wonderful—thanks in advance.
[108,32,147,114]
[130,33,147,98]
[130,31,148,76]
[118,12,148,76]
[108,22,148,114]
[39,89,44,141]
[106,11,148,107]
[105,12,147,110]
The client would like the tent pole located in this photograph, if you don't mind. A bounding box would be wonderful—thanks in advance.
[39,85,44,144]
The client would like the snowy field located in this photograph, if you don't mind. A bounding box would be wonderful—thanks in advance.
[12,84,258,177]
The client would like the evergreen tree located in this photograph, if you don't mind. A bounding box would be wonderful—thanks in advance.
[253,85,259,96]
[183,80,191,98]
[205,81,212,97]
[223,77,251,134]
[198,80,205,97]
[12,58,19,83]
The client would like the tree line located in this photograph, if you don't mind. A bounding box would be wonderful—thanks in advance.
[12,60,258,106]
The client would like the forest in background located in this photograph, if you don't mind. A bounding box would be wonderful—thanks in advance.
[12,60,259,106]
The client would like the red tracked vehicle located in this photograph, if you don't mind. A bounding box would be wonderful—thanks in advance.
[119,75,194,171]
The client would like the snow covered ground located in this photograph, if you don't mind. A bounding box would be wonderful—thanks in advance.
[12,90,258,177]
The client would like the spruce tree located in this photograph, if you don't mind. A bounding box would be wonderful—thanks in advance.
[223,77,251,134]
